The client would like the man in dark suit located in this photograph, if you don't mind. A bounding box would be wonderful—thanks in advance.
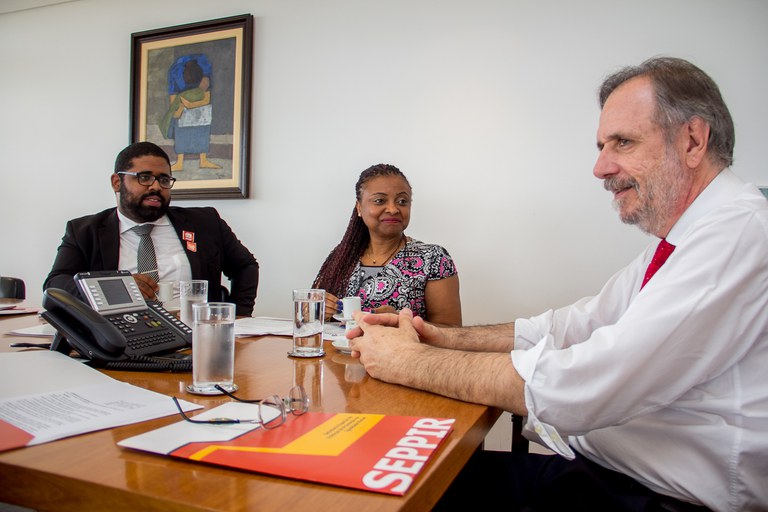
[44,141,258,317]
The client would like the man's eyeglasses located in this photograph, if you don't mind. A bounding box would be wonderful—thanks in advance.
[172,385,309,429]
[116,171,177,189]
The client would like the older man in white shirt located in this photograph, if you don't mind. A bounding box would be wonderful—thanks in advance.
[349,57,768,512]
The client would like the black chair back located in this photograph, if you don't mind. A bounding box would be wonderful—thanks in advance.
[0,276,25,305]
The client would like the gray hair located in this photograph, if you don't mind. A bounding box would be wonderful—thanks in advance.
[599,56,734,168]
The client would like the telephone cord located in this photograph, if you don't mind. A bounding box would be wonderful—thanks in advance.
[104,355,192,372]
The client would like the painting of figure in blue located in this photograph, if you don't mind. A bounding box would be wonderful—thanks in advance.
[161,54,221,171]
[144,35,238,185]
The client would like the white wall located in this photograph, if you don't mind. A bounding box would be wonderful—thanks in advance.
[1,0,767,324]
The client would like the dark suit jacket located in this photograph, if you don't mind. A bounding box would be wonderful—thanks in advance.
[44,207,259,316]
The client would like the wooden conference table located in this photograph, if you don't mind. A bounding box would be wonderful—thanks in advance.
[0,313,501,512]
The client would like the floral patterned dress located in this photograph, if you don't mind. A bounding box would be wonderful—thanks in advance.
[344,238,457,320]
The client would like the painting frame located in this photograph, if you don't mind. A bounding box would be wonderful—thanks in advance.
[130,14,253,199]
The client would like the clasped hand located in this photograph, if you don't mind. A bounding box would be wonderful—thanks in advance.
[346,308,441,382]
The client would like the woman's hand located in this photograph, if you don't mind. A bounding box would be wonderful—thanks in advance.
[372,304,397,315]
[324,292,340,320]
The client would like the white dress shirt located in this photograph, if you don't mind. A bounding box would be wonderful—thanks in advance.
[512,170,768,511]
[117,211,192,301]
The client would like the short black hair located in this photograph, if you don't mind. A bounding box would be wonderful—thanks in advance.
[114,141,171,173]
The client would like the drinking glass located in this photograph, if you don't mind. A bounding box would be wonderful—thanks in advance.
[186,302,237,395]
[180,280,208,327]
[289,289,325,358]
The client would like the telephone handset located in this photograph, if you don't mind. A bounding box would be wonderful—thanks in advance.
[41,271,192,371]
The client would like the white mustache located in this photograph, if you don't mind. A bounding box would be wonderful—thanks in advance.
[604,177,638,194]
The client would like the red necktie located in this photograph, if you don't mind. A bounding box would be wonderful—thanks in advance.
[640,239,675,290]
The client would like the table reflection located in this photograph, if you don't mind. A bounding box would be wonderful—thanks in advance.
[292,357,324,407]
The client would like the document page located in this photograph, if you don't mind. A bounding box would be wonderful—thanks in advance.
[234,316,293,337]
[8,324,56,337]
[0,351,200,452]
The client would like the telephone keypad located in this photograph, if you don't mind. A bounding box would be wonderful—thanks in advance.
[105,308,191,356]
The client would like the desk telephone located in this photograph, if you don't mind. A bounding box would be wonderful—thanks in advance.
[42,270,192,372]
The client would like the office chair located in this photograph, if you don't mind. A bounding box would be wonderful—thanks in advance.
[511,414,529,452]
[0,276,25,305]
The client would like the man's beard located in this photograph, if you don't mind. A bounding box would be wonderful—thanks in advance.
[604,149,689,236]
[118,187,169,223]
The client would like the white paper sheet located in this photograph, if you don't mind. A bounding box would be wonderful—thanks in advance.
[0,351,200,450]
[235,317,347,341]
[118,402,281,454]
[8,324,57,337]
[234,316,294,337]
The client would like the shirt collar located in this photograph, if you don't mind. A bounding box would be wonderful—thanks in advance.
[117,210,171,234]
[666,169,743,245]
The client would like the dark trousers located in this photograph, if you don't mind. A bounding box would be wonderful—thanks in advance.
[433,449,711,512]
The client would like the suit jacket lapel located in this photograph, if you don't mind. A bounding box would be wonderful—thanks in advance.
[99,210,120,269]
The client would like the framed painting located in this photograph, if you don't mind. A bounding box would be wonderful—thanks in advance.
[130,14,253,199]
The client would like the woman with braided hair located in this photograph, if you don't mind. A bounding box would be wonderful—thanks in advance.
[313,164,462,326]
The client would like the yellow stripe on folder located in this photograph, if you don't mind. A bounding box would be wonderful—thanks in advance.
[189,413,384,460]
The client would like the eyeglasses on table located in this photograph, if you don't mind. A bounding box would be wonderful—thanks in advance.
[172,385,308,429]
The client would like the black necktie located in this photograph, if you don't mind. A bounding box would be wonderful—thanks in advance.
[132,224,159,283]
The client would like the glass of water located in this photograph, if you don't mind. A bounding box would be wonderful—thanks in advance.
[187,302,237,395]
[289,289,325,358]
[180,280,208,327]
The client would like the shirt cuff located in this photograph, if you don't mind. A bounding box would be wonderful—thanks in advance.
[511,335,575,459]
[514,311,553,350]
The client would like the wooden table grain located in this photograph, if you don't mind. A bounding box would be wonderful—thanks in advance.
[0,314,500,512]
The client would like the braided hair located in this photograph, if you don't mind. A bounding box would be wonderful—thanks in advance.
[312,164,411,296]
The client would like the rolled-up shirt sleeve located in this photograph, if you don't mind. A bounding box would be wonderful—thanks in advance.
[512,321,576,457]
[510,249,657,456]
